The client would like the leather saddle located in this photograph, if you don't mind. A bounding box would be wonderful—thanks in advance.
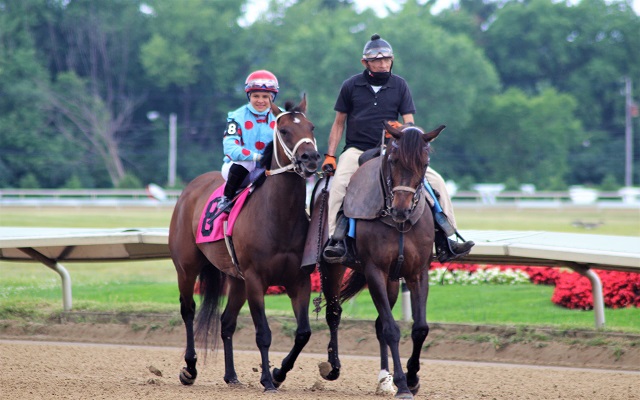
[343,156,427,227]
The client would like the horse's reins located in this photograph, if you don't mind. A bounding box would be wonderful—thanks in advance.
[265,111,318,177]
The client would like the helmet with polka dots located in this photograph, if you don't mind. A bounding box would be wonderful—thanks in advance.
[244,70,279,100]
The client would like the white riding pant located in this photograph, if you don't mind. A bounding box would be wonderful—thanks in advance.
[221,160,258,181]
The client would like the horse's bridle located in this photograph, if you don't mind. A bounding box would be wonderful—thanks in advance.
[381,139,426,224]
[265,111,318,178]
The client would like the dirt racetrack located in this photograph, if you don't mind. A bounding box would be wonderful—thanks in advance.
[1,315,639,399]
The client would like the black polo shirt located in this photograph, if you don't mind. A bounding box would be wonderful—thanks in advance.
[334,72,416,152]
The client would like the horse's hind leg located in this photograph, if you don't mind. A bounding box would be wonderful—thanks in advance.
[220,277,247,386]
[404,270,430,396]
[319,263,345,381]
[272,276,312,387]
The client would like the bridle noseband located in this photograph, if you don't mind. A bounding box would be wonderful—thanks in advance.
[266,111,318,178]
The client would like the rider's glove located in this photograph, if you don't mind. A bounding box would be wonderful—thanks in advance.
[322,154,337,176]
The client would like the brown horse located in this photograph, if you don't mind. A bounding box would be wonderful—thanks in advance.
[318,122,444,399]
[169,95,321,392]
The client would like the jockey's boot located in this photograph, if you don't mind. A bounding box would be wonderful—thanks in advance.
[323,212,355,264]
[434,229,475,263]
[218,164,249,214]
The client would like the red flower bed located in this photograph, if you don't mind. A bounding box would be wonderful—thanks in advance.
[266,269,322,294]
[431,263,640,310]
[197,263,640,310]
[551,270,640,310]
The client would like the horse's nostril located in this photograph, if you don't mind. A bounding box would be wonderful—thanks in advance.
[301,153,309,161]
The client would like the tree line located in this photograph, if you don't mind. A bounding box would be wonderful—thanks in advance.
[0,0,638,190]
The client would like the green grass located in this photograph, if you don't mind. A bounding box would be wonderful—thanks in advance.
[1,206,639,333]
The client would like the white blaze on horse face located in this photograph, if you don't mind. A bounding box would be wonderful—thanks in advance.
[293,117,300,124]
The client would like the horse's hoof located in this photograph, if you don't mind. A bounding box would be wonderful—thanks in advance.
[318,362,340,381]
[376,370,396,395]
[225,378,244,388]
[409,382,420,395]
[394,391,414,400]
[263,387,278,394]
[179,367,196,385]
[272,368,284,388]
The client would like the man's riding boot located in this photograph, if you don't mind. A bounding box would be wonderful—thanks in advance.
[434,229,475,263]
[323,212,355,264]
[218,164,249,214]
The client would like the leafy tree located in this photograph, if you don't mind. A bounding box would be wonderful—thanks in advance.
[385,1,501,179]
[139,0,248,177]
[483,0,640,185]
[0,0,70,188]
[33,0,150,187]
[252,0,376,151]
[467,88,583,189]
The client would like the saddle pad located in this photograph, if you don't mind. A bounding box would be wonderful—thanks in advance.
[196,185,250,244]
[344,157,428,226]
[343,157,384,220]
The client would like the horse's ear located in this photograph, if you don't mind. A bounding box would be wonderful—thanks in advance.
[298,93,307,113]
[383,121,402,139]
[423,125,446,142]
[270,99,281,117]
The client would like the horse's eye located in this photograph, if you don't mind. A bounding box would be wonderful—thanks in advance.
[279,129,288,136]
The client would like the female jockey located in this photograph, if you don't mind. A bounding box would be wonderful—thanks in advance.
[217,70,279,213]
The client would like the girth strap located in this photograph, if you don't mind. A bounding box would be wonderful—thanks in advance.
[389,224,405,281]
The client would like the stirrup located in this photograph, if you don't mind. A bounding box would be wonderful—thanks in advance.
[216,196,232,213]
[323,239,357,265]
[436,238,474,263]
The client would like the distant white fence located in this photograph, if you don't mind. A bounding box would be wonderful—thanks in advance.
[1,187,639,208]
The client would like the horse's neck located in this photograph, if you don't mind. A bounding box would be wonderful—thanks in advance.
[259,173,306,211]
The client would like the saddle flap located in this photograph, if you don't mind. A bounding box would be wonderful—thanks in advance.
[343,157,384,220]
[302,177,331,269]
[344,156,428,227]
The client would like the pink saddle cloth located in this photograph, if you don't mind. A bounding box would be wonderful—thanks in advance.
[196,185,250,243]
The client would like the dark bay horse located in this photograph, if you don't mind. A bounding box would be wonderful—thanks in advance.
[169,95,321,392]
[318,122,444,399]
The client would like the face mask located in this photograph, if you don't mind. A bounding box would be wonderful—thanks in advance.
[363,69,391,86]
[247,102,269,116]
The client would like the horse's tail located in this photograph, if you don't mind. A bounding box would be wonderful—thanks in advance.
[339,270,367,303]
[194,264,226,356]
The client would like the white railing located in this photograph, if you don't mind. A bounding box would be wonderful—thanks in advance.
[1,187,638,207]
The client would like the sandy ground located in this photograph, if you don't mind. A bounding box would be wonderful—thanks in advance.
[1,316,639,399]
[1,340,639,400]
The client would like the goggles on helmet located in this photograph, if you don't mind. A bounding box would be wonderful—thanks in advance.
[245,79,278,92]
[363,48,394,61]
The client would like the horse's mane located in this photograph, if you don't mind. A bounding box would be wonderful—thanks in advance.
[395,127,429,177]
[260,142,273,169]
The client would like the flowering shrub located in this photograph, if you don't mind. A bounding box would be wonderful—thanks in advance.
[428,266,530,285]
[266,269,322,294]
[197,263,640,310]
[551,270,640,310]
